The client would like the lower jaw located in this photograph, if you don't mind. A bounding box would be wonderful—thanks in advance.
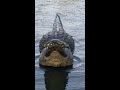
[39,60,73,67]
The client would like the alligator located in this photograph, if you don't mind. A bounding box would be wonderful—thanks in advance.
[39,14,75,67]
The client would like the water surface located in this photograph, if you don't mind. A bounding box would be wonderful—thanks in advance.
[35,0,85,90]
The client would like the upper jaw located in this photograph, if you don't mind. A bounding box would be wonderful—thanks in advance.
[44,40,70,57]
[44,39,70,49]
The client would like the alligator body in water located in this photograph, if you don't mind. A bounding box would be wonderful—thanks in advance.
[39,14,75,67]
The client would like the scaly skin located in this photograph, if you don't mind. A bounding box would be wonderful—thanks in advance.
[39,14,74,67]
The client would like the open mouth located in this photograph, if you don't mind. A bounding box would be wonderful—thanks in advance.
[39,39,74,67]
[45,40,67,57]
[45,46,67,57]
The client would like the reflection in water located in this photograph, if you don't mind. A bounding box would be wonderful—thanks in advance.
[40,66,72,90]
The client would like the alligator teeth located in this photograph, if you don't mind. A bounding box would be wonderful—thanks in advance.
[47,43,50,46]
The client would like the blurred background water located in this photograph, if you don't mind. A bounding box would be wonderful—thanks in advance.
[35,0,85,90]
